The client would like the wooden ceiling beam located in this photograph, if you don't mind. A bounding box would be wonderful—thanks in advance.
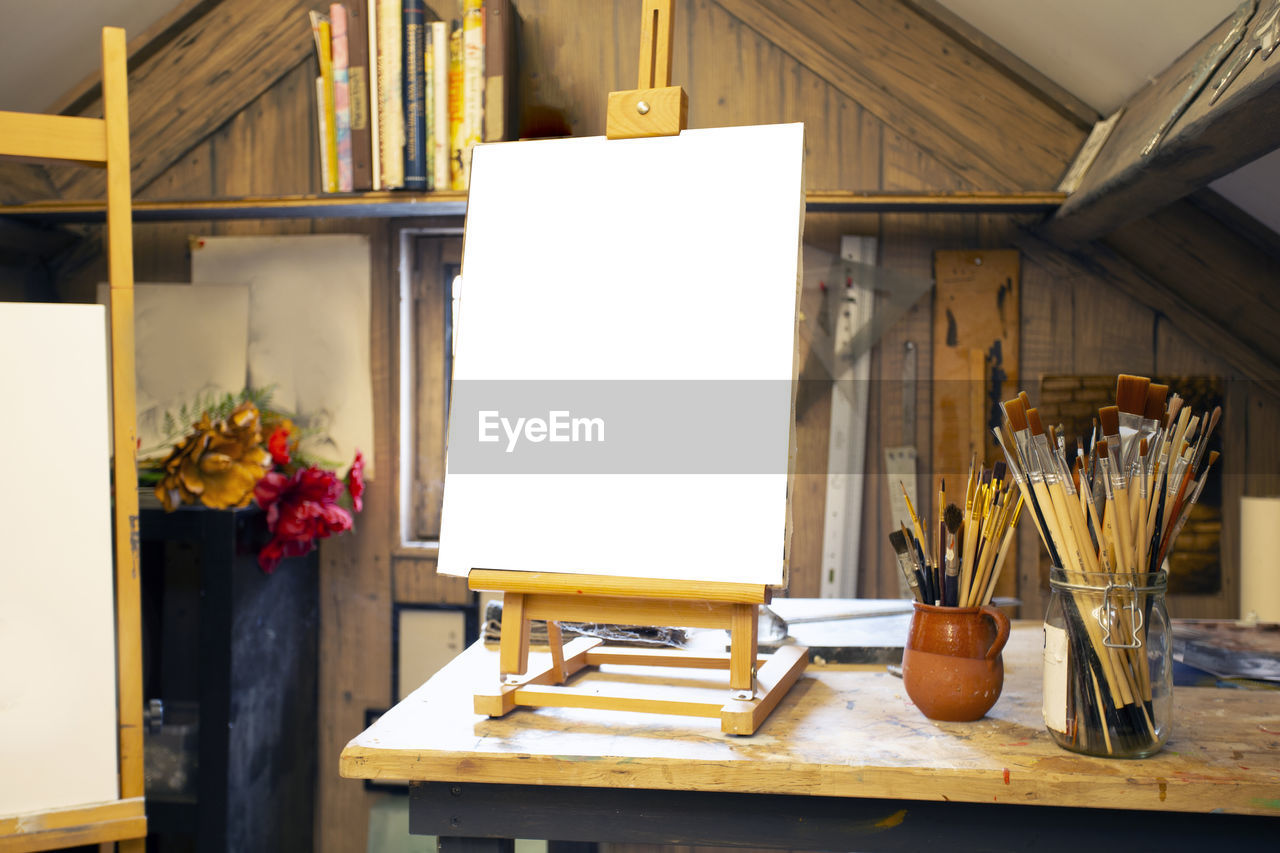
[52,0,317,202]
[1048,0,1280,241]
[713,0,1085,191]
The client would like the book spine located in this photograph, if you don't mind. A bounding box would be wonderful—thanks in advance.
[331,4,354,193]
[431,20,450,189]
[448,20,464,190]
[424,25,434,191]
[367,0,380,190]
[483,0,515,142]
[377,0,404,189]
[315,76,332,192]
[347,1,373,191]
[320,17,339,193]
[461,0,484,186]
[402,0,427,191]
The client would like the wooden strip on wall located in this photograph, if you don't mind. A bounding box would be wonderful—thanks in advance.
[932,249,1020,601]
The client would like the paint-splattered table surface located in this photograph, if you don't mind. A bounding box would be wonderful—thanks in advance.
[341,623,1280,816]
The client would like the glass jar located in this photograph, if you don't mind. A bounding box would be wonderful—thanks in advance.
[1043,568,1171,758]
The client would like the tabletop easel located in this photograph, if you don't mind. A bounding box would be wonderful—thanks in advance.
[468,0,807,737]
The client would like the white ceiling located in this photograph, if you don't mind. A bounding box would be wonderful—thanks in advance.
[0,0,182,113]
[938,0,1280,232]
[0,0,1275,231]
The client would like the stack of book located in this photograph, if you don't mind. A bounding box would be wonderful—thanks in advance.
[308,0,517,193]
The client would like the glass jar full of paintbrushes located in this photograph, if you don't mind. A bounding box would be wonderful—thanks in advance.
[1043,568,1171,758]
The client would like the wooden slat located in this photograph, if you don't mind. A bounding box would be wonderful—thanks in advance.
[102,27,145,814]
[53,0,321,202]
[468,569,771,603]
[1103,202,1280,369]
[522,594,736,630]
[0,798,146,853]
[1014,227,1280,392]
[0,112,106,165]
[512,685,724,719]
[1048,3,1280,240]
[713,0,1084,191]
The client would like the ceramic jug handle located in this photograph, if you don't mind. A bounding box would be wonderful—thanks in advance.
[979,605,1011,660]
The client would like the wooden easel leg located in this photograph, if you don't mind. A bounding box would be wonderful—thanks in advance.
[546,620,568,684]
[499,593,531,678]
[729,603,759,695]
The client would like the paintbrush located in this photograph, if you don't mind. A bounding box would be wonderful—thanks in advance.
[1030,407,1097,574]
[1098,407,1136,572]
[888,529,924,603]
[1116,374,1151,469]
[1157,451,1220,567]
[993,424,1057,563]
[943,503,963,607]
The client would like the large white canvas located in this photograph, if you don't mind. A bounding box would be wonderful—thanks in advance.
[191,235,374,477]
[0,303,119,816]
[437,123,805,586]
[96,282,249,458]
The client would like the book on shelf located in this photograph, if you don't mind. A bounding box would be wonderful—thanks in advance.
[377,0,404,189]
[331,3,354,193]
[367,0,381,190]
[402,0,428,190]
[448,19,465,190]
[315,77,333,192]
[424,23,436,191]
[312,1,517,194]
[309,11,339,193]
[483,0,517,143]
[430,19,450,189]
[461,0,484,186]
[347,1,374,191]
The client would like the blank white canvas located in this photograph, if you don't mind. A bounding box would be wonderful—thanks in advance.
[0,303,119,816]
[191,234,374,478]
[96,282,249,458]
[437,123,805,586]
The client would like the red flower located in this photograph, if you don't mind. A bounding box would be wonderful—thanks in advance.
[347,449,366,513]
[254,465,353,572]
[267,426,292,467]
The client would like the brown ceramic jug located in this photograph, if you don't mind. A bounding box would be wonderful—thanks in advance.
[901,602,1011,722]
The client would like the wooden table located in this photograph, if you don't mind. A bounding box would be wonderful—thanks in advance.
[340,624,1280,851]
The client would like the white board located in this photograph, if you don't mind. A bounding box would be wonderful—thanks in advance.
[437,123,805,586]
[0,303,119,817]
[96,282,250,458]
[191,234,375,478]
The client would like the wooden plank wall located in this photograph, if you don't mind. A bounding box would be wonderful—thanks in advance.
[31,2,1280,851]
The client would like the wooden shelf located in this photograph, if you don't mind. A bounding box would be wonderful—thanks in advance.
[0,189,1062,223]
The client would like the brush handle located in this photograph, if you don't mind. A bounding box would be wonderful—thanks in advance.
[944,571,958,608]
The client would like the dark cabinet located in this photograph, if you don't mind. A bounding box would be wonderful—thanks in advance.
[139,501,317,853]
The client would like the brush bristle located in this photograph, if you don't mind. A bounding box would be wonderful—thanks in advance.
[1144,384,1169,420]
[993,460,1006,483]
[1140,437,1149,456]
[944,503,964,533]
[1116,374,1150,415]
[1207,450,1220,467]
[1096,438,1110,458]
[1047,424,1057,448]
[1003,397,1028,431]
[1099,405,1120,436]
[1026,407,1045,436]
[889,529,908,554]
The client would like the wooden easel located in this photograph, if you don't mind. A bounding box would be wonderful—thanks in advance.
[0,28,146,852]
[468,1,808,737]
